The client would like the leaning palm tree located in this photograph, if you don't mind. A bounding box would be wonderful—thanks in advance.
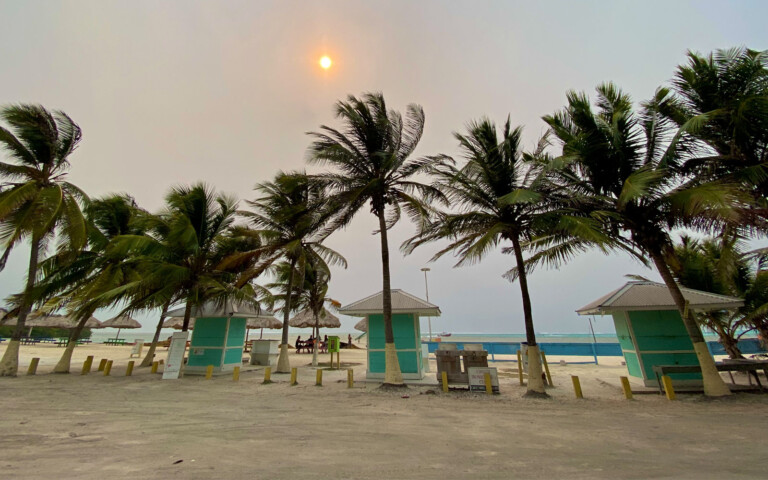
[404,117,592,396]
[307,92,445,386]
[230,172,345,373]
[31,194,149,372]
[544,83,743,396]
[0,104,88,376]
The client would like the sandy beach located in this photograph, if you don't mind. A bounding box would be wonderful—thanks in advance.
[1,341,767,479]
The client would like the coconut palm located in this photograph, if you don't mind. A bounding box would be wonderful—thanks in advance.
[0,104,88,376]
[307,92,445,386]
[544,83,743,396]
[30,194,148,372]
[656,47,768,204]
[404,117,590,396]
[231,171,345,373]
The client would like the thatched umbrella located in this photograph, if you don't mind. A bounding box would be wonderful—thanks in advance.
[289,307,340,343]
[162,317,188,329]
[2,313,102,335]
[354,318,367,333]
[246,313,282,341]
[101,315,142,341]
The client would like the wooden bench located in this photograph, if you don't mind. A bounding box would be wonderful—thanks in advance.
[652,360,768,393]
[104,338,127,346]
[20,337,40,345]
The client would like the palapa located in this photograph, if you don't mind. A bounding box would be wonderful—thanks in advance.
[289,308,340,329]
[101,315,142,340]
[353,318,367,332]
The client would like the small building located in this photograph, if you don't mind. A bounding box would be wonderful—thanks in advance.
[165,300,264,375]
[576,281,743,387]
[340,289,440,380]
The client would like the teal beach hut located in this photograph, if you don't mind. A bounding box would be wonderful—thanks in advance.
[340,289,440,380]
[165,300,264,375]
[576,281,743,387]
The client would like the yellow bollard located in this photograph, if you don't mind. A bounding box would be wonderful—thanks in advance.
[316,369,323,386]
[126,360,135,377]
[263,366,272,384]
[347,369,354,388]
[27,358,40,375]
[103,360,113,376]
[571,375,583,399]
[517,350,524,385]
[232,366,240,382]
[441,371,449,393]
[151,361,159,374]
[541,351,553,386]
[97,358,107,372]
[484,372,493,395]
[81,356,94,375]
[661,375,676,401]
[620,376,633,400]
[290,367,298,386]
[205,365,214,379]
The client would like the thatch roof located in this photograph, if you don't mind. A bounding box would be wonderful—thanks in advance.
[289,308,340,328]
[576,281,744,315]
[101,315,142,329]
[354,318,367,332]
[3,313,102,329]
[165,300,264,319]
[162,314,282,330]
[340,289,440,316]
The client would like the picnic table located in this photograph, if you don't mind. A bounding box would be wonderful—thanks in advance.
[104,338,127,346]
[20,337,40,345]
[652,359,768,393]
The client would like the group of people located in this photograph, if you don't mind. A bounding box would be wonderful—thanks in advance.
[295,335,327,354]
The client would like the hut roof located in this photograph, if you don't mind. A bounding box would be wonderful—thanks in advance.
[354,318,367,332]
[339,289,440,317]
[576,281,744,315]
[101,315,142,329]
[162,313,282,330]
[165,300,264,319]
[289,308,340,328]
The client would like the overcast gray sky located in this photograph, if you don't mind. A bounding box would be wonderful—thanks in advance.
[1,1,767,334]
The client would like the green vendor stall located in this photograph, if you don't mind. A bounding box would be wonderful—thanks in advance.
[340,289,440,380]
[576,281,743,388]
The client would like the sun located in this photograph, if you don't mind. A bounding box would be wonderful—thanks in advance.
[319,56,332,69]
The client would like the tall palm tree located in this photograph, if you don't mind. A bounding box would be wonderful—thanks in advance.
[544,83,742,396]
[231,172,345,373]
[0,104,88,376]
[307,93,445,386]
[404,117,589,396]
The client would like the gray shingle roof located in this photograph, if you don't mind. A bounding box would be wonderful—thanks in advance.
[340,289,440,317]
[165,300,265,319]
[576,281,743,315]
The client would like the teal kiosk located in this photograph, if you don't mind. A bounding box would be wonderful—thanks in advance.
[341,289,440,380]
[165,300,264,375]
[577,281,743,387]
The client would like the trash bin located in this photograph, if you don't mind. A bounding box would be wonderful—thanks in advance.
[250,340,279,366]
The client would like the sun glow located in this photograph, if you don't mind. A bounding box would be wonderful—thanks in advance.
[319,56,332,69]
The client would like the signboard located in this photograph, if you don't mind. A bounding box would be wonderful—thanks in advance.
[468,367,500,394]
[162,331,190,380]
[130,340,143,358]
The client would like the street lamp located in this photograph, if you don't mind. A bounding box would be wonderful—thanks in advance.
[421,267,432,340]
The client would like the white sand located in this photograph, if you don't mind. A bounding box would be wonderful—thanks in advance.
[1,341,767,479]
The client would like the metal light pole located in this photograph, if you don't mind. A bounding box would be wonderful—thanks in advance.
[421,267,432,340]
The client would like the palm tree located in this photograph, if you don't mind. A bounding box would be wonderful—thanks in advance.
[0,104,88,376]
[30,194,148,372]
[232,172,345,373]
[404,117,583,396]
[307,93,445,386]
[656,47,768,205]
[669,235,758,358]
[544,83,741,396]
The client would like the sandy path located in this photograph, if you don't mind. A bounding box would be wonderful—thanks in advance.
[1,344,767,479]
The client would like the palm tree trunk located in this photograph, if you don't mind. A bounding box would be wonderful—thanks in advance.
[54,309,96,373]
[276,257,297,373]
[312,313,320,367]
[0,235,41,376]
[140,302,171,367]
[378,210,403,386]
[649,249,731,396]
[510,235,547,397]
[181,301,193,331]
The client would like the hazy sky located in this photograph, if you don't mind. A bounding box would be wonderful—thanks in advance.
[1,1,767,335]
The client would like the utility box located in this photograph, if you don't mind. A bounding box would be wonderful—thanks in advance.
[250,339,279,366]
[328,336,340,353]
